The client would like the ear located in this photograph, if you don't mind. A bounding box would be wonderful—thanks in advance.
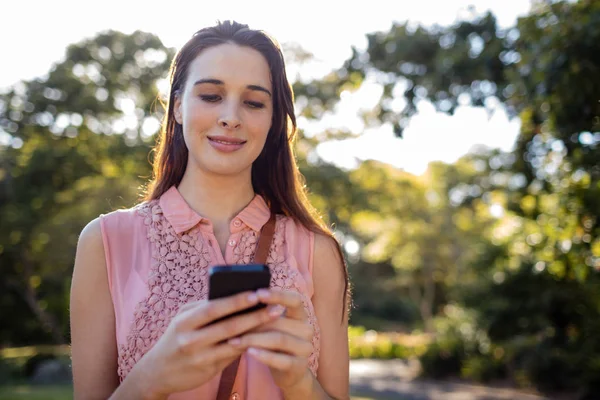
[173,93,183,125]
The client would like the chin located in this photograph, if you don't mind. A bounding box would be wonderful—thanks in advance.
[205,163,252,177]
[190,152,256,178]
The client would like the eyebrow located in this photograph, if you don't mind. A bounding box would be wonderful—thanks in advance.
[194,78,272,97]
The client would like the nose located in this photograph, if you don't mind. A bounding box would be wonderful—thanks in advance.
[218,100,241,129]
[219,118,241,129]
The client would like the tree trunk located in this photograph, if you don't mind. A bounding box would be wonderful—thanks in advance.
[408,269,435,333]
[421,262,435,333]
[12,253,66,345]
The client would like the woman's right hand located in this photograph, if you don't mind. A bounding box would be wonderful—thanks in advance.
[128,291,285,399]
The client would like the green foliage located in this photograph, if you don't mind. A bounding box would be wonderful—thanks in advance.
[460,355,506,383]
[1,2,599,396]
[419,305,500,380]
[348,326,428,360]
[419,340,464,380]
[0,345,71,386]
[459,214,600,392]
[299,0,600,395]
[0,358,21,386]
[0,30,173,345]
[0,385,72,400]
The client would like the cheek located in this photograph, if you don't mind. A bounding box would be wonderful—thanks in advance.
[182,115,211,151]
[182,97,214,127]
[249,112,272,140]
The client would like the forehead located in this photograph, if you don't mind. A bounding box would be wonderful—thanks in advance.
[187,43,272,91]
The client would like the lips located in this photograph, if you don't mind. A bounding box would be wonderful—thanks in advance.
[207,136,247,145]
[207,135,247,153]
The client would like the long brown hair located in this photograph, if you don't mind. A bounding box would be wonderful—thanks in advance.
[144,21,350,316]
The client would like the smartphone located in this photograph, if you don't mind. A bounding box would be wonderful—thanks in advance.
[207,264,271,323]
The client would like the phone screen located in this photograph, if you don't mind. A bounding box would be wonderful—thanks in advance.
[207,264,271,323]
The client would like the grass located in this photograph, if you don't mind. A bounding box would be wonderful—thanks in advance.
[0,385,387,400]
[0,341,396,400]
[0,385,73,400]
[351,394,400,400]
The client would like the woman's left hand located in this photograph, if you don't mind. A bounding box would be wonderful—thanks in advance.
[228,289,314,391]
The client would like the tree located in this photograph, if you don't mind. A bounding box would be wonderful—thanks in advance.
[296,0,600,392]
[0,30,173,345]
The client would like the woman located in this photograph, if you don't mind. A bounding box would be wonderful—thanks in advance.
[70,20,350,400]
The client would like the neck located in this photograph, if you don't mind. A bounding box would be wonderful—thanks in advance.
[177,166,255,230]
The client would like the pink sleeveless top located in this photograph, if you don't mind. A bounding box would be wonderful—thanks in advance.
[99,186,320,399]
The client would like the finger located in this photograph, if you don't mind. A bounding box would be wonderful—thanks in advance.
[204,304,286,344]
[181,304,285,349]
[247,347,305,371]
[256,289,307,321]
[178,299,205,315]
[191,342,244,368]
[229,331,312,357]
[214,355,242,374]
[176,291,260,331]
[248,318,313,341]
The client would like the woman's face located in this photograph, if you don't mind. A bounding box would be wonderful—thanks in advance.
[174,43,273,178]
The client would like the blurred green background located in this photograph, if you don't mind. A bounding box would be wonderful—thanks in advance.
[1,1,599,399]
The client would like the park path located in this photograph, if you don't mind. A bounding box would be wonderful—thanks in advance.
[349,359,556,400]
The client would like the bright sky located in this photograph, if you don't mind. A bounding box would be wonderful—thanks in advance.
[2,0,532,175]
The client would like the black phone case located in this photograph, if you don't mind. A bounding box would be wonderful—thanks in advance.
[208,264,271,323]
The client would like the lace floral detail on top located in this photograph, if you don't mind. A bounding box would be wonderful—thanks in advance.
[117,201,211,380]
[232,216,321,375]
[116,207,320,380]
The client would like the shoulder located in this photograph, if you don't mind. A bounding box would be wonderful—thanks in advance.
[279,215,313,247]
[313,232,346,284]
[98,201,154,232]
[101,201,153,221]
[73,217,107,281]
[78,217,104,249]
[313,233,343,265]
[281,216,344,270]
[77,202,153,256]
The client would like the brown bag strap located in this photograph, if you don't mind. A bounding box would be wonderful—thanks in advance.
[253,213,276,265]
[216,213,276,400]
[216,356,241,400]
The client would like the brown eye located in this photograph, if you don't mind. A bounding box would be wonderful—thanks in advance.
[200,95,221,102]
[246,101,265,109]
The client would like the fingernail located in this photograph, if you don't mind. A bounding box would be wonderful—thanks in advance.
[229,338,242,346]
[257,289,270,299]
[248,347,260,356]
[248,293,258,303]
[268,305,285,317]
